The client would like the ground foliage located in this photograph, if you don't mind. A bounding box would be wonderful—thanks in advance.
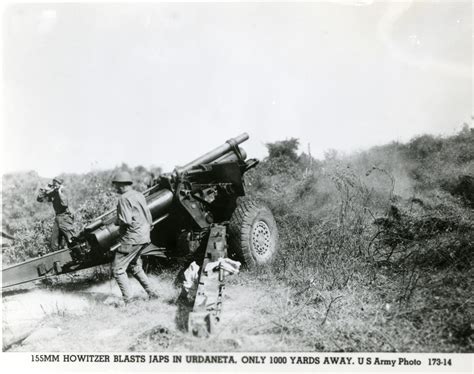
[2,127,473,352]
[244,126,473,352]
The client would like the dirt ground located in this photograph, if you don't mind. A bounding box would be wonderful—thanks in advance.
[3,263,472,353]
[2,269,299,352]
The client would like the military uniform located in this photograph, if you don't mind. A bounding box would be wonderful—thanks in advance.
[112,172,159,303]
[37,182,75,251]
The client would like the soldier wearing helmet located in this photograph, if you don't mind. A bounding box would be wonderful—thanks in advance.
[37,177,76,251]
[111,171,159,304]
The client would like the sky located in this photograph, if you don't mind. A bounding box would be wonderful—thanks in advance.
[1,1,472,177]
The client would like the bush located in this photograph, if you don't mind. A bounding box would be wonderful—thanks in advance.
[265,138,300,161]
[245,127,473,352]
[1,166,157,265]
[2,127,473,352]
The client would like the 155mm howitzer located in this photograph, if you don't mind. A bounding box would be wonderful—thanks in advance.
[2,133,279,335]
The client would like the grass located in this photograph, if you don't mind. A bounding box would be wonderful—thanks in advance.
[2,127,473,352]
[242,128,473,352]
[4,256,472,352]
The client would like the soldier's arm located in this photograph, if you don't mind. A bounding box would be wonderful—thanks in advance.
[57,187,69,207]
[117,197,133,227]
[37,188,52,203]
[145,199,153,225]
[36,190,46,202]
[147,209,153,226]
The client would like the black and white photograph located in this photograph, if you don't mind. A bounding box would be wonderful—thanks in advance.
[0,0,472,372]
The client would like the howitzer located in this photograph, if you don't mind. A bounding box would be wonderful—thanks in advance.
[2,133,279,336]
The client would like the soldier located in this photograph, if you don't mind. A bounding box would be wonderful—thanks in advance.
[111,171,159,304]
[37,177,75,251]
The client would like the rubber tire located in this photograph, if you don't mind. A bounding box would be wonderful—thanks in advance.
[228,199,279,268]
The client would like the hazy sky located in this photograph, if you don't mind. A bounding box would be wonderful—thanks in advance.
[1,1,472,177]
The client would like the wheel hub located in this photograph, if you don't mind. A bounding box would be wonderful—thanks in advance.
[252,221,271,256]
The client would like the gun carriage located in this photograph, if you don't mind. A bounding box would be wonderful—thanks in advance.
[2,133,279,336]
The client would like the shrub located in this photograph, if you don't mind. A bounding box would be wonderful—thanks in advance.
[265,138,300,161]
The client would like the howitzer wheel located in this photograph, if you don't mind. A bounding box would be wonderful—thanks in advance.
[228,198,279,268]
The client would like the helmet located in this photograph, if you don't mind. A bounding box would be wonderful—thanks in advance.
[52,177,63,185]
[112,171,133,184]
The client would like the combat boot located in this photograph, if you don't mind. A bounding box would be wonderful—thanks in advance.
[132,269,160,300]
[114,272,133,303]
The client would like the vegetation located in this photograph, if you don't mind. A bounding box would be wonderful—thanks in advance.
[2,126,473,352]
[242,125,473,352]
[2,165,159,262]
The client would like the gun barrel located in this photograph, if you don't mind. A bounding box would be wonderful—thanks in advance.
[85,134,250,247]
[84,134,250,231]
[212,148,247,164]
[175,133,249,174]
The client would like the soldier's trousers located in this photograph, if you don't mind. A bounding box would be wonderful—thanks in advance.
[51,213,75,251]
[112,243,158,303]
